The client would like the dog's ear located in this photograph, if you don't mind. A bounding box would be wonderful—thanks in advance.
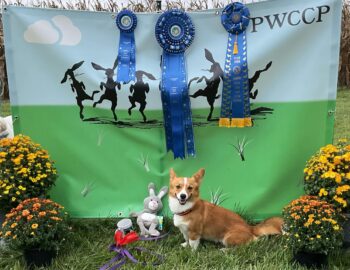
[192,168,205,183]
[169,168,176,180]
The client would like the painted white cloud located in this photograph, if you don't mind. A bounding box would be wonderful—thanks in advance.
[24,20,59,44]
[51,15,81,46]
[24,16,81,46]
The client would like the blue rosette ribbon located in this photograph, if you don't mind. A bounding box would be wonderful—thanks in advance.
[155,9,195,159]
[219,3,252,128]
[115,10,137,83]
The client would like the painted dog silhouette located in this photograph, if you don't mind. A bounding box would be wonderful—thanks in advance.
[91,59,121,121]
[128,71,156,122]
[61,61,99,120]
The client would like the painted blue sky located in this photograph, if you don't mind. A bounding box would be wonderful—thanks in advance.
[2,0,341,108]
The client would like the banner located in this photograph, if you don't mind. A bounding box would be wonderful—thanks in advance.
[2,0,342,219]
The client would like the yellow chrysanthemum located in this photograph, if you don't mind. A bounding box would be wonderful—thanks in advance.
[334,196,347,208]
[319,188,328,197]
[336,185,350,195]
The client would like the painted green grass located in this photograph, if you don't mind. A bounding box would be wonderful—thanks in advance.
[0,89,350,269]
[2,88,350,141]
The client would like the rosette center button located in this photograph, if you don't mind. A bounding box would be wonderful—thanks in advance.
[121,16,131,27]
[232,12,241,23]
[170,25,182,38]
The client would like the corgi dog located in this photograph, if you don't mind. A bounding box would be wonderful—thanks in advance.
[169,168,284,250]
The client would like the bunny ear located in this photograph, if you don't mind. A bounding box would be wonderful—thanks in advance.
[157,186,168,200]
[137,71,156,80]
[205,49,216,64]
[61,72,68,84]
[71,61,84,71]
[148,182,156,196]
[91,62,106,71]
[112,58,118,70]
[144,72,156,80]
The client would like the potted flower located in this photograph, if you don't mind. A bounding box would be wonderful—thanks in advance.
[283,195,343,268]
[303,139,350,246]
[0,135,58,214]
[0,198,69,268]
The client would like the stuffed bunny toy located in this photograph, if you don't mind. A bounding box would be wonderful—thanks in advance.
[0,116,14,139]
[130,182,168,237]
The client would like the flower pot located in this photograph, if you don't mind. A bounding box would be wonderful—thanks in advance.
[0,210,5,224]
[343,213,350,248]
[23,248,56,268]
[292,251,328,269]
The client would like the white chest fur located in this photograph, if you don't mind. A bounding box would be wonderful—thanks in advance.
[173,214,188,227]
[169,196,192,229]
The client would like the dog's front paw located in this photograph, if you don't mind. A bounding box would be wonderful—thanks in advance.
[181,242,188,247]
[189,239,200,251]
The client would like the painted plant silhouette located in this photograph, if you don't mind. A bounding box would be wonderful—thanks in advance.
[91,59,121,121]
[61,61,99,120]
[190,49,273,121]
[128,70,156,122]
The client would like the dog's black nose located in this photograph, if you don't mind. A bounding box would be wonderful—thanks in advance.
[180,194,186,200]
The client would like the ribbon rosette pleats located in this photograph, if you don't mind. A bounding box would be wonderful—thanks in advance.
[155,9,196,159]
[219,3,252,128]
[115,10,137,83]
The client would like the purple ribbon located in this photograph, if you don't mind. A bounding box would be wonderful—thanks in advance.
[99,235,167,270]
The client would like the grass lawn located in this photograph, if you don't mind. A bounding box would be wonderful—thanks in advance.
[1,218,350,270]
[334,88,350,142]
[0,89,350,269]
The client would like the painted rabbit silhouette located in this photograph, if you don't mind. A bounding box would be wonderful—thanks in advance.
[189,49,273,122]
[60,49,273,128]
[128,71,156,123]
[61,61,99,120]
[91,59,121,121]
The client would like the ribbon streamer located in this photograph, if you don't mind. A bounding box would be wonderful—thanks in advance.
[115,10,137,83]
[155,9,196,159]
[219,3,251,128]
[99,231,167,270]
[100,245,165,270]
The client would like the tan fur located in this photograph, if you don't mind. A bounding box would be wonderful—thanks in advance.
[169,168,284,249]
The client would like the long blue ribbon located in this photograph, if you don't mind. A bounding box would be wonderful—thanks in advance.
[117,32,136,83]
[220,3,252,128]
[155,9,196,159]
[115,10,137,83]
[161,52,195,159]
